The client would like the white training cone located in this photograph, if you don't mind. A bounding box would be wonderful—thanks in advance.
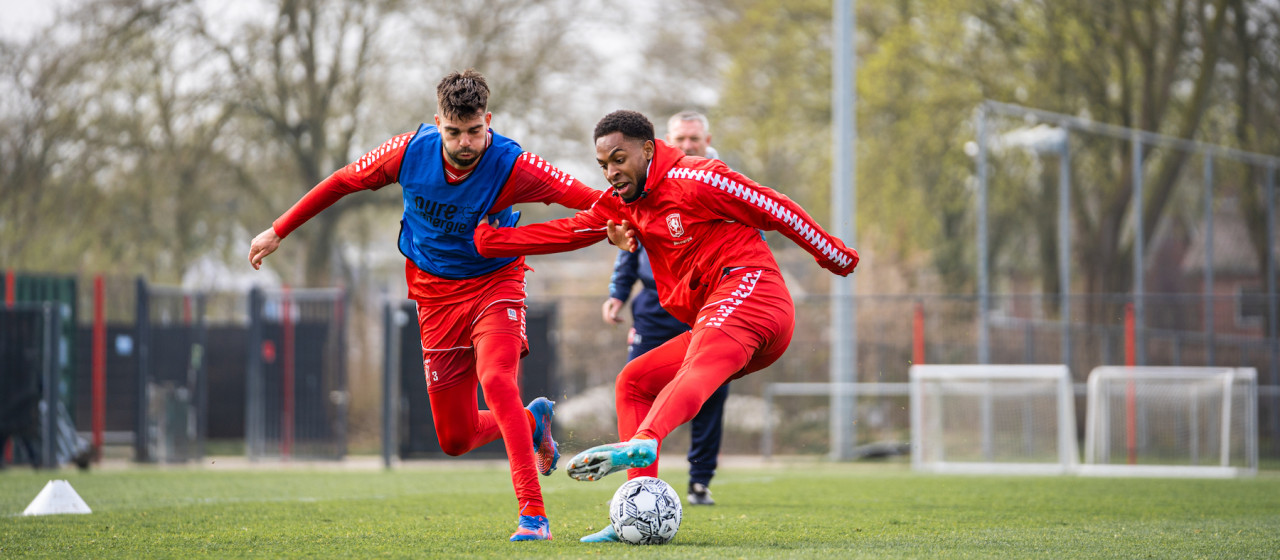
[22,480,92,516]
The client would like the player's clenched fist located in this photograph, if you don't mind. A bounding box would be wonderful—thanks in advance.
[819,237,859,277]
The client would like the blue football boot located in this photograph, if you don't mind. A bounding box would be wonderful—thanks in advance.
[527,397,560,476]
[509,515,552,542]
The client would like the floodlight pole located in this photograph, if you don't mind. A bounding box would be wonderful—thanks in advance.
[829,0,858,461]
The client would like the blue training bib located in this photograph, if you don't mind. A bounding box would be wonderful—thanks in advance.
[396,124,522,279]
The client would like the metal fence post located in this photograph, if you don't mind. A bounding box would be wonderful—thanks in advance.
[1059,136,1072,370]
[194,292,208,460]
[245,286,263,461]
[382,299,399,469]
[1131,134,1146,366]
[1023,320,1035,363]
[1266,166,1278,452]
[134,277,151,463]
[761,384,775,459]
[335,288,349,460]
[92,275,105,463]
[39,303,58,469]
[1203,153,1215,365]
[977,104,991,365]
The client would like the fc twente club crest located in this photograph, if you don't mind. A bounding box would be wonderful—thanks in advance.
[666,213,685,238]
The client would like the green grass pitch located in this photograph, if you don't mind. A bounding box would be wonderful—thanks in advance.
[2,462,1279,558]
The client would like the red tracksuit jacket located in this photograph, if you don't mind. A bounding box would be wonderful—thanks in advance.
[475,139,858,325]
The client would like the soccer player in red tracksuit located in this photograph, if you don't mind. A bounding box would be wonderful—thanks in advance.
[474,110,858,543]
[247,70,601,542]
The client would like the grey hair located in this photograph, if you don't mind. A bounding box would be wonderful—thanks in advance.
[667,110,710,135]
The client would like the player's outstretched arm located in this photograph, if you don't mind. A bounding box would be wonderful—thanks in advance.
[474,206,612,258]
[493,152,605,212]
[689,162,858,275]
[250,132,410,271]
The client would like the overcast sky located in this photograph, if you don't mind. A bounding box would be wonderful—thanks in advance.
[0,0,62,40]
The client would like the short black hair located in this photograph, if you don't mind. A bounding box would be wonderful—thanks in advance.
[593,110,655,143]
[436,69,489,120]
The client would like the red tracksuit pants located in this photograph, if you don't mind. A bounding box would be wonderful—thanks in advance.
[615,267,795,479]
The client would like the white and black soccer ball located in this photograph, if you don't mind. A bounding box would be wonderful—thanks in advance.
[609,476,682,545]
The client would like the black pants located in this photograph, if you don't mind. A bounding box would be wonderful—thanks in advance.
[629,333,729,486]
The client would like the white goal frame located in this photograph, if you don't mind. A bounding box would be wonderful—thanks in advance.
[910,364,1078,475]
[1081,366,1258,478]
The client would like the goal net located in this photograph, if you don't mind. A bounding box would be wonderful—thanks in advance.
[910,365,1078,475]
[1082,366,1258,478]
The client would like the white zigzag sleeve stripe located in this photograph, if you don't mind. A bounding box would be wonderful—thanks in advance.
[354,135,408,172]
[761,198,776,216]
[668,167,850,267]
[520,152,576,186]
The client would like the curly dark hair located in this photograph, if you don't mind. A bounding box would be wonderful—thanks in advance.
[436,69,489,120]
[593,110,655,143]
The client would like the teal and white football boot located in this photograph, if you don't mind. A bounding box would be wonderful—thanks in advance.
[579,523,620,543]
[566,438,658,482]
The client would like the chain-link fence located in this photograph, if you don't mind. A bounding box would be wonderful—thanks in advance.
[0,273,351,464]
[527,290,1276,460]
[972,101,1278,457]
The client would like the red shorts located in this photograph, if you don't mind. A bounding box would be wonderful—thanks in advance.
[616,266,795,455]
[408,261,529,393]
[692,266,794,377]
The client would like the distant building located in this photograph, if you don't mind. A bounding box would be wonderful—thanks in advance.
[1178,197,1277,338]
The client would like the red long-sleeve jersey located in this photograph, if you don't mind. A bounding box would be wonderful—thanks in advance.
[272,131,602,238]
[270,130,603,297]
[475,139,858,325]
